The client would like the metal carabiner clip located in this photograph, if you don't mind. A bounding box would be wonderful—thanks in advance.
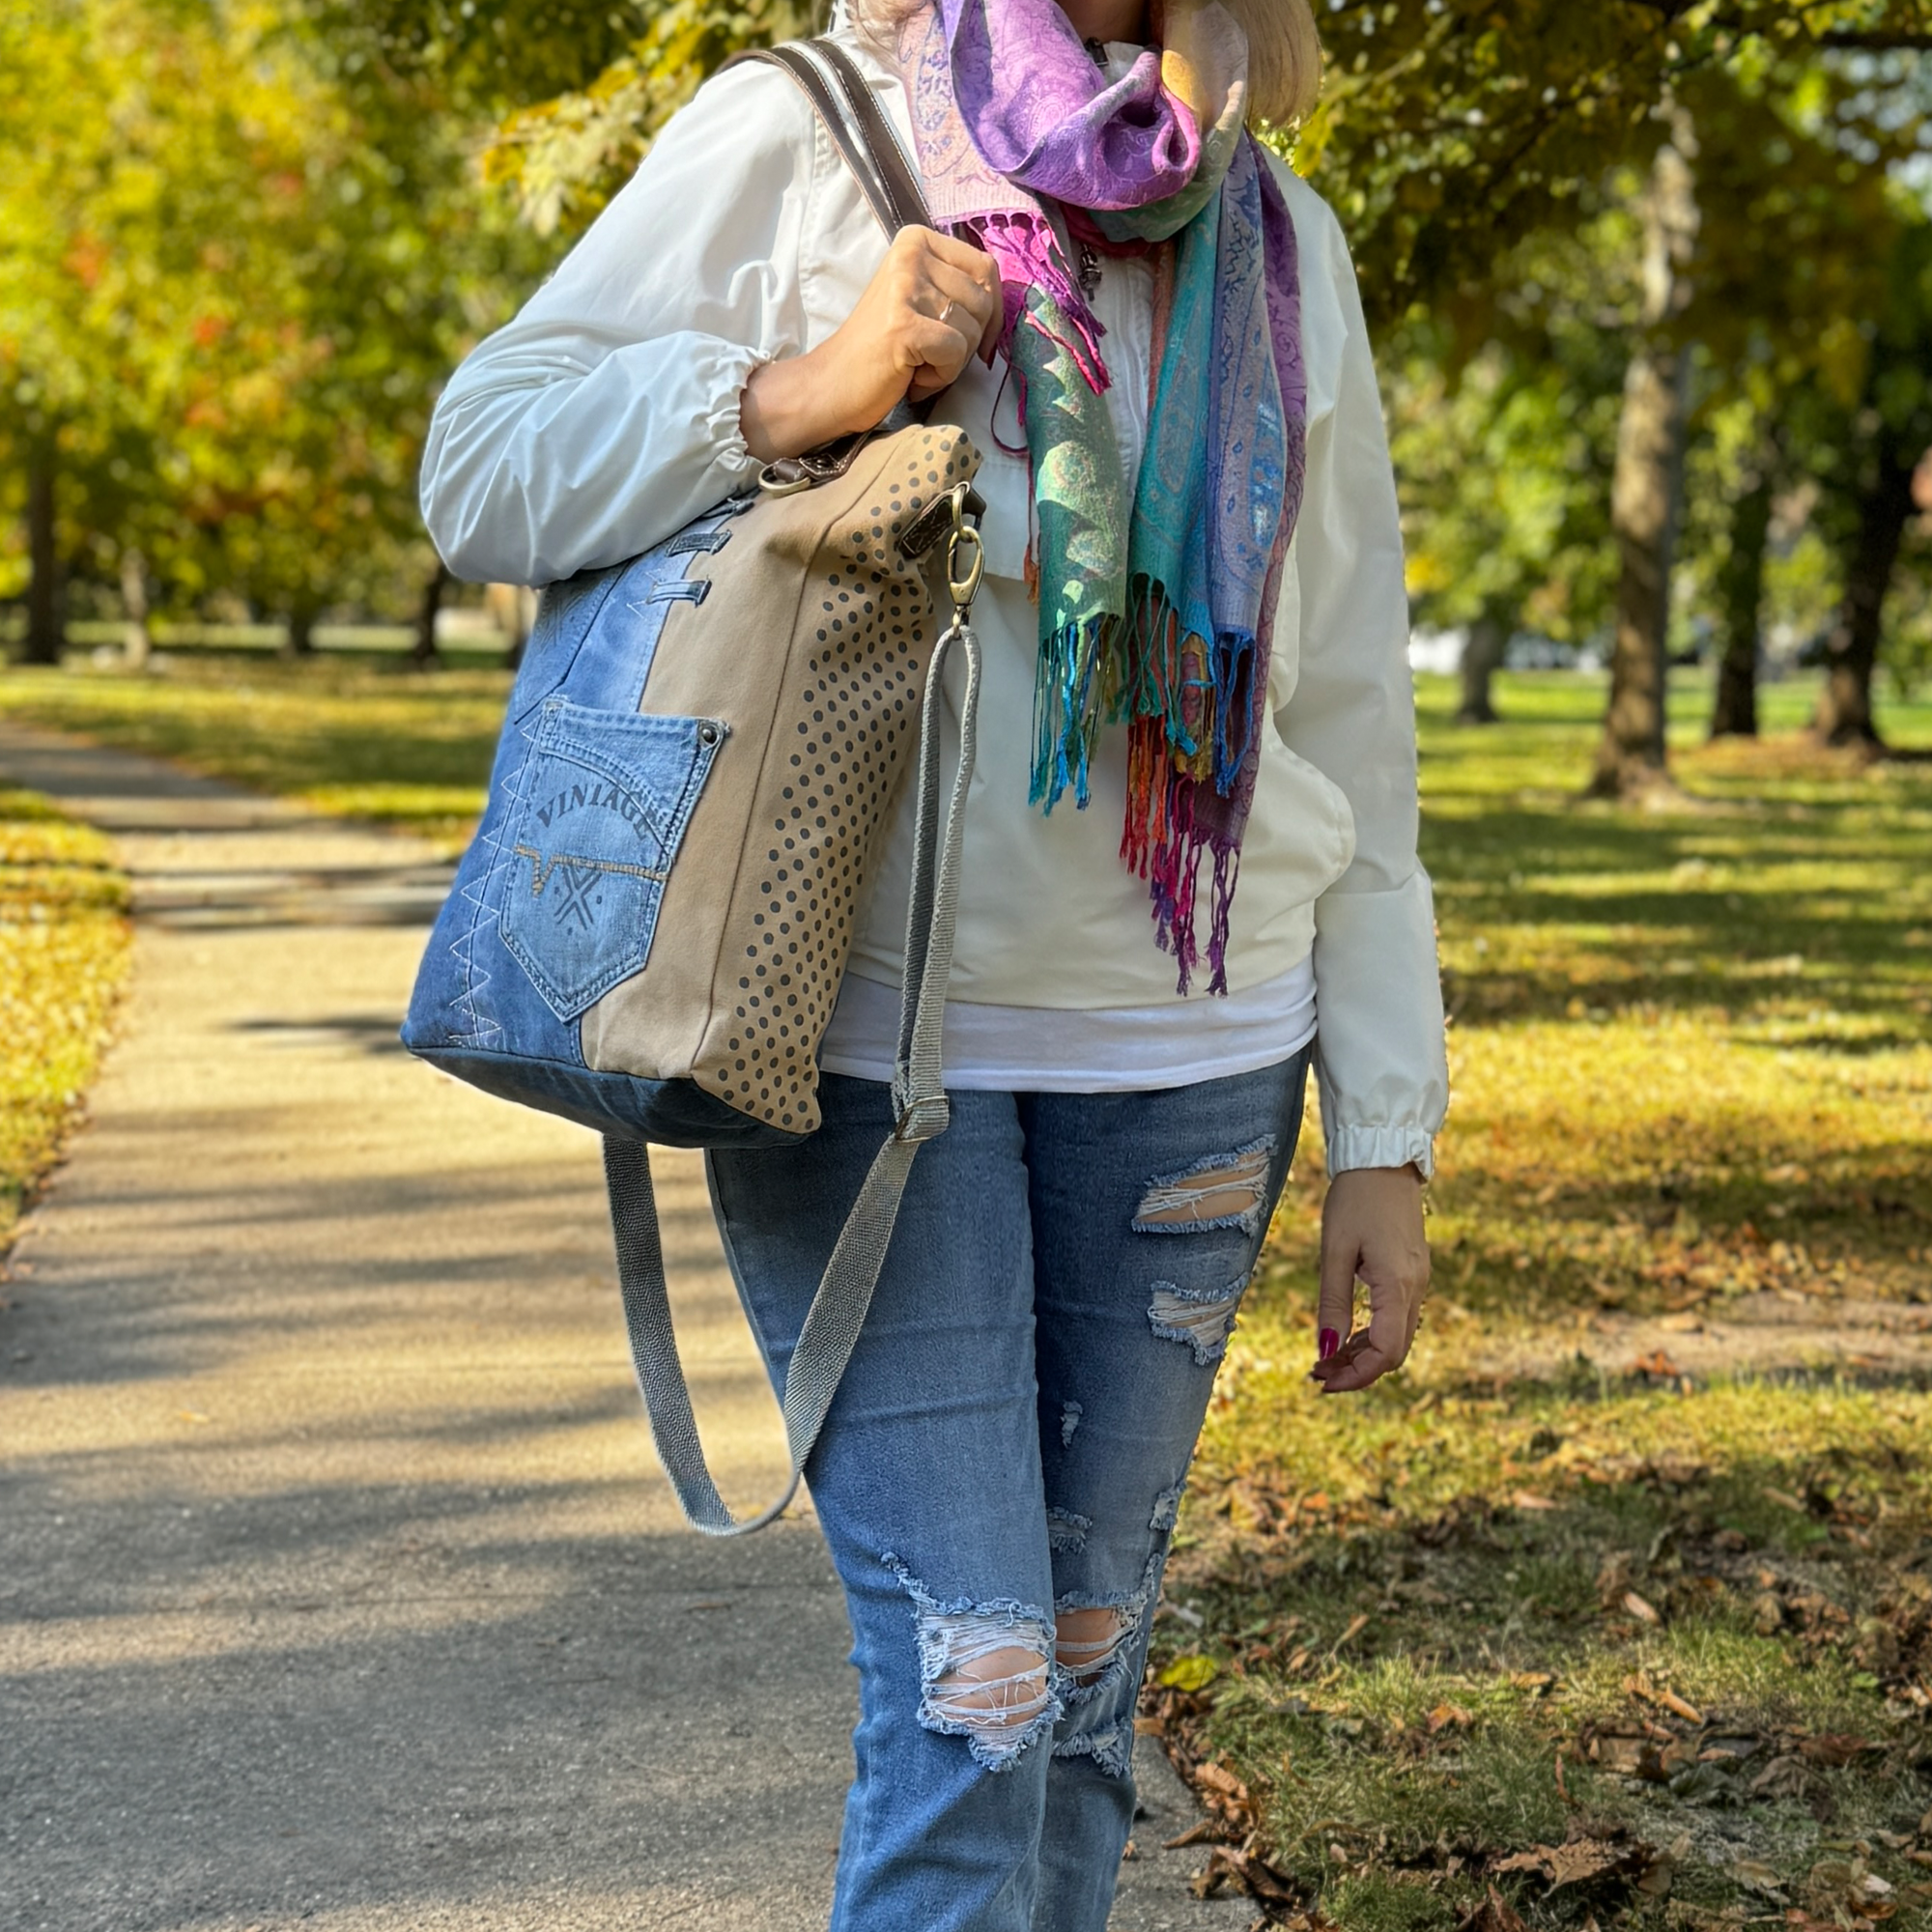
[945,484,984,614]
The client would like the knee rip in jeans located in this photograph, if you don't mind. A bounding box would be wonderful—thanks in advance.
[1150,1478,1186,1535]
[886,1557,1059,1773]
[1132,1137,1276,1237]
[1054,1605,1132,1692]
[1046,1506,1092,1554]
[1148,1276,1250,1365]
[1054,1570,1157,1706]
[1053,1715,1136,1779]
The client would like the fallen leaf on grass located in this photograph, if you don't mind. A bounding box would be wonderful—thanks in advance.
[1494,1834,1659,1890]
[1428,1702,1475,1734]
[1752,1755,1810,1800]
[1624,1671,1699,1722]
[1162,1818,1226,1851]
[1511,1492,1560,1512]
[1194,1759,1253,1819]
[1803,1858,1897,1924]
[1456,1886,1528,1932]
[1159,1654,1220,1692]
[1731,1859,1788,1899]
[1764,1488,1810,1514]
[1700,1735,1766,1767]
[1624,1591,1662,1626]
[1191,1843,1300,1909]
[1632,1350,1684,1378]
[1331,1613,1370,1653]
[1798,1734,1875,1768]
[1512,1671,1556,1695]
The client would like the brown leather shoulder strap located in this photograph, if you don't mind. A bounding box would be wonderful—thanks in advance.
[723,41,932,239]
[807,40,931,234]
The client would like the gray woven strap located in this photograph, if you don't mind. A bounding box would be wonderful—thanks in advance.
[604,614,982,1535]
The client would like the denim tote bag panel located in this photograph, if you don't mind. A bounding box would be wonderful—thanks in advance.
[497,700,723,1022]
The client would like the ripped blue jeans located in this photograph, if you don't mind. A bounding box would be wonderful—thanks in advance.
[706,1051,1311,1932]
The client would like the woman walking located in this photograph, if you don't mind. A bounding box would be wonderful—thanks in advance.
[421,0,1447,1925]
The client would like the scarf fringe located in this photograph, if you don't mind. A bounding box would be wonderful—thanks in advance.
[1118,578,1258,784]
[1122,716,1238,996]
[1031,615,1109,812]
[1115,588,1254,995]
[1210,628,1258,792]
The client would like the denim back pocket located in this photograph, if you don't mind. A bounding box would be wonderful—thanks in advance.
[499,698,724,1021]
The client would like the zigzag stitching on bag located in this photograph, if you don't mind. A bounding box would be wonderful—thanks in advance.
[447,713,541,1049]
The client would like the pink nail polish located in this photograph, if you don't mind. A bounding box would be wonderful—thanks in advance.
[1319,1328,1341,1361]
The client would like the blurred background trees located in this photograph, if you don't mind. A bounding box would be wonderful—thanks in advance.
[0,0,541,664]
[4,0,1930,780]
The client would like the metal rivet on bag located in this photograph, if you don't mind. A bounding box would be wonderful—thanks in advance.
[698,723,721,746]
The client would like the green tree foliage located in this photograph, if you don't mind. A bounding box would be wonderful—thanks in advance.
[1388,233,1629,720]
[480,0,815,237]
[0,0,538,656]
[1295,1,1932,329]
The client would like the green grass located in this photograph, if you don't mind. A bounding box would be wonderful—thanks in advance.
[0,791,131,1252]
[1157,671,1932,1929]
[0,654,511,846]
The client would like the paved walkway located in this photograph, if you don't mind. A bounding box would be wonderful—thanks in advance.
[0,721,1237,1932]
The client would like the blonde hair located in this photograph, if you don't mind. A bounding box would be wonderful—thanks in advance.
[848,1,1323,128]
[1227,0,1322,128]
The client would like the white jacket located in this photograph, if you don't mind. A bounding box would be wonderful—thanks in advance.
[418,29,1449,1176]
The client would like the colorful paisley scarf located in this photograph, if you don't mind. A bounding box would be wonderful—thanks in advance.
[893,0,1307,993]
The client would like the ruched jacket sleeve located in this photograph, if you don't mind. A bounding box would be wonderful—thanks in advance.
[419,63,821,585]
[1272,195,1450,1179]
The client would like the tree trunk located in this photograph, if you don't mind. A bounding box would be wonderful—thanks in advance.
[1456,611,1508,724]
[412,560,449,668]
[23,445,64,667]
[1813,436,1915,750]
[1591,133,1699,799]
[1710,465,1774,739]
[120,549,153,670]
[282,604,318,658]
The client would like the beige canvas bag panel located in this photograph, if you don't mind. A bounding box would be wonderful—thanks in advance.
[581,425,983,1136]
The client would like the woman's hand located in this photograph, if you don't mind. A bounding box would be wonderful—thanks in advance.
[1308,1166,1431,1396]
[741,227,1004,463]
